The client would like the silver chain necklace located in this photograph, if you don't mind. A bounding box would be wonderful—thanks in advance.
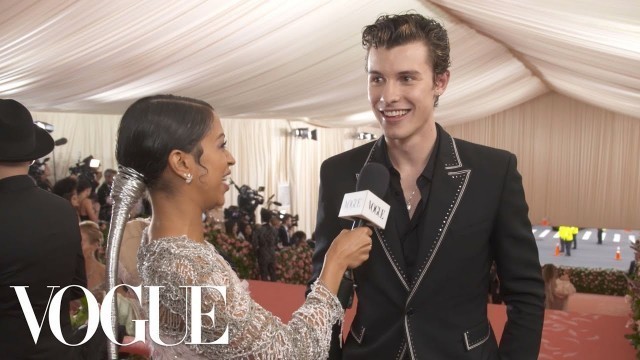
[405,189,418,211]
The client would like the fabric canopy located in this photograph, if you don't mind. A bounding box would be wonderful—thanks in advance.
[1,0,638,127]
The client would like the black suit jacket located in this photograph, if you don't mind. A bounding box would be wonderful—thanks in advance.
[0,175,86,360]
[310,125,545,359]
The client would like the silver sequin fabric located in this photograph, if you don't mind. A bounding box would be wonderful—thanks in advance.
[137,231,343,359]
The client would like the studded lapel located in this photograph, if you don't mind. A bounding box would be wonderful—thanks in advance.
[407,126,470,304]
[358,138,411,291]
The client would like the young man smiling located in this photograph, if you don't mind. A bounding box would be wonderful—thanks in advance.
[310,13,544,359]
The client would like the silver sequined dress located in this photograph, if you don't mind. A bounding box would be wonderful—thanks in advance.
[137,231,343,359]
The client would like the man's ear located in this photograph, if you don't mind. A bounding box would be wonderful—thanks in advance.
[434,70,450,94]
[166,149,193,181]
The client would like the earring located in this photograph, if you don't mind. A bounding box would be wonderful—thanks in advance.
[184,173,193,184]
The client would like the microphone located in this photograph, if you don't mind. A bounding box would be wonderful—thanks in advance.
[336,162,390,308]
[54,137,67,146]
[229,179,242,192]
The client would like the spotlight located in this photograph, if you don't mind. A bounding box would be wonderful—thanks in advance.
[292,128,318,140]
[34,121,54,133]
[356,132,377,141]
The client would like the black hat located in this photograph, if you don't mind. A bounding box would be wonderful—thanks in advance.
[0,99,54,162]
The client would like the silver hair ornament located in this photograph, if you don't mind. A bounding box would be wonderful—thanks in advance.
[105,165,146,360]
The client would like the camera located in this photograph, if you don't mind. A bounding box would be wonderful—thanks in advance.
[69,156,100,182]
[29,158,49,179]
[234,183,264,224]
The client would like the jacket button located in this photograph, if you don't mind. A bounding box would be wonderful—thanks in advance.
[406,308,415,316]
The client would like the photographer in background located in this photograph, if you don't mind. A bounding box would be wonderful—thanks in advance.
[97,168,116,223]
[69,155,100,193]
[28,157,53,191]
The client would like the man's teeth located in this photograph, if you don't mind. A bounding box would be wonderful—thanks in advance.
[383,110,408,117]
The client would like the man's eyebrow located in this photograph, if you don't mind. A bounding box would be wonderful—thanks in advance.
[398,70,421,76]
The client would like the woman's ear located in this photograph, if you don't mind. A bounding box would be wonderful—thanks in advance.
[167,150,193,182]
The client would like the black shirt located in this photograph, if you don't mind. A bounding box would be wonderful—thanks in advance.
[376,133,440,281]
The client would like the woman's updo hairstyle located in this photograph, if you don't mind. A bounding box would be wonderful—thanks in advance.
[116,94,214,190]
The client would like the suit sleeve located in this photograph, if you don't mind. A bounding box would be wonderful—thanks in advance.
[492,153,545,359]
[307,159,347,359]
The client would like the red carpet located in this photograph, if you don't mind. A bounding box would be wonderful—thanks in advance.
[248,280,636,359]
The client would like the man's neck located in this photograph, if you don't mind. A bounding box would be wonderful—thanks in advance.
[0,162,29,180]
[386,123,437,174]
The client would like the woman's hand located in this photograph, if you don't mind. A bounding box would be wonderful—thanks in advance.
[319,227,373,295]
[326,227,373,270]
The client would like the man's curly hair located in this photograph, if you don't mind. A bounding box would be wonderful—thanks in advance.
[362,13,451,83]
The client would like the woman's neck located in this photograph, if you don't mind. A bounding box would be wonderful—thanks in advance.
[148,191,205,242]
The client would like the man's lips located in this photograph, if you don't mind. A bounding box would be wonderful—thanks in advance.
[380,109,410,119]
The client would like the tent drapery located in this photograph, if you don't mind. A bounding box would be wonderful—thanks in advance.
[2,0,638,126]
[4,1,640,231]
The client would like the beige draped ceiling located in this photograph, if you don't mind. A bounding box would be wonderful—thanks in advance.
[2,1,639,231]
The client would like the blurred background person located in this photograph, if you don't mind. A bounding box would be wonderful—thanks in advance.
[291,230,308,248]
[542,264,576,310]
[238,221,253,242]
[97,168,116,224]
[79,221,105,291]
[253,214,281,281]
[52,177,82,224]
[28,157,53,191]
[77,178,99,223]
[224,219,241,241]
[0,99,86,359]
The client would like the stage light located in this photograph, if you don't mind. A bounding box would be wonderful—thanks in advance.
[356,132,377,140]
[292,128,318,140]
[34,121,54,133]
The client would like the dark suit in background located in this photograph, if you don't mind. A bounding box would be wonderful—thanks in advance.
[0,175,86,359]
[310,125,545,359]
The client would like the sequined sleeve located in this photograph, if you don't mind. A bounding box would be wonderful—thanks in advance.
[138,237,343,359]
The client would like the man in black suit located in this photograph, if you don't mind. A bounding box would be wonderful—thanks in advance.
[0,99,87,359]
[278,214,293,247]
[309,14,544,359]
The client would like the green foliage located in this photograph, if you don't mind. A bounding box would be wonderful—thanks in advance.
[70,296,88,329]
[205,229,257,279]
[204,228,313,285]
[557,266,628,296]
[275,242,313,285]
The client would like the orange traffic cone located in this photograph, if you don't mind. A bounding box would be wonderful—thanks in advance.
[615,246,621,261]
[555,243,560,256]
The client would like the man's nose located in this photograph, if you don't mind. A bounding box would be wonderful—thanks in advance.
[380,81,400,104]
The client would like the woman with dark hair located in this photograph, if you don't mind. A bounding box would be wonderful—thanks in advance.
[105,95,372,359]
[52,176,80,210]
[224,219,240,240]
[77,178,99,222]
